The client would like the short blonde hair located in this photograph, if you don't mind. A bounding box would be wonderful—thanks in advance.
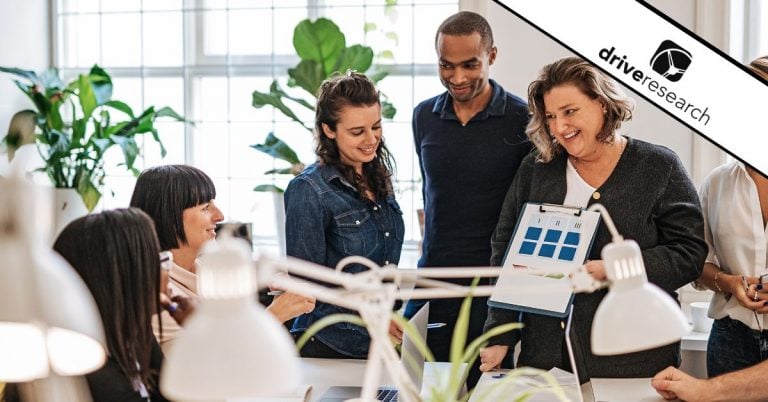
[749,55,768,81]
[526,57,635,163]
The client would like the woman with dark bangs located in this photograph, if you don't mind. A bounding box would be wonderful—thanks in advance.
[130,164,315,351]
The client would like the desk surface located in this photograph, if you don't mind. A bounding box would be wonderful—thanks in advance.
[244,358,462,402]
[469,370,667,402]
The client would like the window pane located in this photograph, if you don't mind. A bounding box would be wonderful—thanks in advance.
[102,13,142,67]
[376,75,414,122]
[144,121,186,166]
[144,77,184,115]
[365,5,413,64]
[193,122,230,178]
[228,9,273,55]
[196,76,229,122]
[111,77,144,112]
[322,7,366,47]
[413,4,457,64]
[203,10,228,56]
[59,14,101,67]
[274,7,308,56]
[141,0,182,12]
[228,122,274,179]
[100,175,139,210]
[101,0,142,13]
[230,76,275,122]
[143,11,183,66]
[59,0,100,14]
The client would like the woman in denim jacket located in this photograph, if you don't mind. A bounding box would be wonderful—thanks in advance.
[285,72,405,358]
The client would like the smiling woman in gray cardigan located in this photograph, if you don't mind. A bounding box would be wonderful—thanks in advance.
[479,57,707,382]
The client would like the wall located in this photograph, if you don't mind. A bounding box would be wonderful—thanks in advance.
[0,0,50,173]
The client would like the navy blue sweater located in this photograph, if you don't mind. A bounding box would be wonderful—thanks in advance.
[413,79,531,270]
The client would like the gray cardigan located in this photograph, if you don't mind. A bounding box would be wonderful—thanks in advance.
[484,137,707,381]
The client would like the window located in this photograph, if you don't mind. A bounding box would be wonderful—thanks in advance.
[53,0,458,257]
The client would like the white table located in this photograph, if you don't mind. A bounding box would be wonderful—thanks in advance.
[242,358,464,402]
[469,370,668,402]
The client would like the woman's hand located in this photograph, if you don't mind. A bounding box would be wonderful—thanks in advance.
[479,345,509,372]
[583,260,606,281]
[723,274,768,313]
[266,291,316,323]
[160,293,197,326]
[389,320,404,345]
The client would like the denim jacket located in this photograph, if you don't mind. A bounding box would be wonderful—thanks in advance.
[285,162,405,357]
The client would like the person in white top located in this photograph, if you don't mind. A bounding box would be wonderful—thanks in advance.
[690,56,768,377]
[130,164,316,351]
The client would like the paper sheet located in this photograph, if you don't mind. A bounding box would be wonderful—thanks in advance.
[590,378,665,402]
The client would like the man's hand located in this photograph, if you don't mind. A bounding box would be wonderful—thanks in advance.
[266,291,316,323]
[479,345,509,372]
[652,366,707,401]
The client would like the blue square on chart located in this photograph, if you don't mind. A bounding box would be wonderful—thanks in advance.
[564,232,580,246]
[519,241,536,255]
[525,227,543,241]
[544,229,562,243]
[558,246,577,261]
[538,244,556,258]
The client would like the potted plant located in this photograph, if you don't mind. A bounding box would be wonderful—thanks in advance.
[1,65,185,230]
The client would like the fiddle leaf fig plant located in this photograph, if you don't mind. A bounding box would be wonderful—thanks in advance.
[1,65,186,211]
[251,17,397,193]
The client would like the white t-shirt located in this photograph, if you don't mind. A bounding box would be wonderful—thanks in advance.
[564,159,596,208]
[699,161,768,330]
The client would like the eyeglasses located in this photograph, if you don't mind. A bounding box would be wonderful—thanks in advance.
[160,251,173,272]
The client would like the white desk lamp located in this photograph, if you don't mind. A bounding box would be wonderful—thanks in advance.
[0,176,106,384]
[161,203,690,402]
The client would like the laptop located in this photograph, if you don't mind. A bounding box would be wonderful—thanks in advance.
[319,303,430,402]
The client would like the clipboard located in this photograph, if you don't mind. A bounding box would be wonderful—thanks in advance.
[488,203,601,317]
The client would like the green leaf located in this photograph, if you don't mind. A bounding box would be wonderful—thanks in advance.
[384,0,398,5]
[77,174,102,212]
[252,81,311,129]
[253,184,285,193]
[385,31,399,45]
[105,100,135,118]
[367,70,389,83]
[250,132,301,165]
[88,65,113,105]
[381,100,397,120]
[91,137,112,153]
[377,50,395,60]
[154,106,186,122]
[150,128,167,158]
[293,18,346,76]
[0,66,39,84]
[288,60,326,98]
[334,44,374,75]
[264,167,294,175]
[364,22,377,33]
[39,68,65,92]
[78,74,97,120]
[71,117,88,145]
[111,135,140,169]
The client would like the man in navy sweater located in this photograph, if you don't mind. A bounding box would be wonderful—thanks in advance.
[405,11,531,387]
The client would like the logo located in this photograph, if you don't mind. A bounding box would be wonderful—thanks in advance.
[649,40,692,82]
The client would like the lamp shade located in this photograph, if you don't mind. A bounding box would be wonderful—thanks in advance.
[0,177,106,381]
[591,239,690,355]
[160,235,300,400]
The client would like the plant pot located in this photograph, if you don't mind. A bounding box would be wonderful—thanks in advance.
[53,188,88,240]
